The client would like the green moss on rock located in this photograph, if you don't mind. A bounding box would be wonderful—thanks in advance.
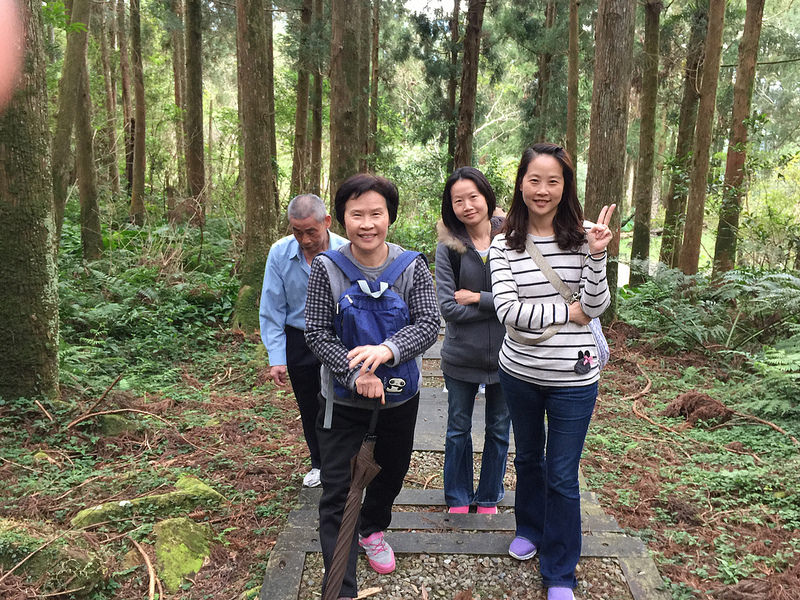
[153,517,211,592]
[71,474,225,528]
[0,518,106,595]
[97,414,141,435]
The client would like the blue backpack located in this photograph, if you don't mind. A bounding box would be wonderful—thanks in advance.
[322,249,421,404]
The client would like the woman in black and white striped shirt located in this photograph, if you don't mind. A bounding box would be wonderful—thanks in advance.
[488,143,615,600]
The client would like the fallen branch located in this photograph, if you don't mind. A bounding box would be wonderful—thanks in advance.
[0,531,66,585]
[82,373,125,417]
[65,408,215,455]
[730,409,800,448]
[128,537,158,600]
[0,455,41,474]
[34,399,53,422]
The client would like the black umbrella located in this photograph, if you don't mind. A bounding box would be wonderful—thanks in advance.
[321,403,382,600]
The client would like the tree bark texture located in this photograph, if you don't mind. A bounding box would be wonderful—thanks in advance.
[171,0,186,196]
[0,1,60,401]
[357,0,371,171]
[712,0,765,276]
[51,0,91,239]
[678,0,725,275]
[368,0,380,166]
[309,0,323,195]
[453,0,487,169]
[446,0,460,174]
[629,0,661,286]
[534,0,556,143]
[184,0,205,225]
[290,0,312,197]
[98,1,120,196]
[660,4,706,267]
[76,61,103,259]
[265,4,279,216]
[330,0,364,205]
[117,0,133,195]
[566,0,579,162]
[584,0,636,319]
[236,0,277,331]
[129,0,146,225]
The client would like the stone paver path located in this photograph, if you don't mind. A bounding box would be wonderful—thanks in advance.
[261,335,667,600]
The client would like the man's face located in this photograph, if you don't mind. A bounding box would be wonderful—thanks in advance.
[290,214,331,257]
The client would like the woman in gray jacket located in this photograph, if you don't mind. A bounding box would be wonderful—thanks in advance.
[435,167,511,514]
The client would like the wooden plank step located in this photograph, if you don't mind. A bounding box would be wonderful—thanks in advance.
[274,528,646,558]
[287,507,621,534]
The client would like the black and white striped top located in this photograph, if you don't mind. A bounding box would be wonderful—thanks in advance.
[489,232,610,387]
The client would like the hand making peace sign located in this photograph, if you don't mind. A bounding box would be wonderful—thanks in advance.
[587,204,616,255]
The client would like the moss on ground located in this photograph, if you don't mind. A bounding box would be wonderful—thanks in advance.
[71,474,225,528]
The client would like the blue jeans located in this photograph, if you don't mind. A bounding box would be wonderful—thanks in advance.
[443,374,511,507]
[498,368,598,589]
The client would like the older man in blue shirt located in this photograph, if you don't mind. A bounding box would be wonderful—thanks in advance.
[260,194,347,487]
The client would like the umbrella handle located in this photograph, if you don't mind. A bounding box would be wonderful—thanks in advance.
[367,399,381,435]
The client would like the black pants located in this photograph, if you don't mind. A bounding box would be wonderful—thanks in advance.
[285,326,322,469]
[317,394,419,599]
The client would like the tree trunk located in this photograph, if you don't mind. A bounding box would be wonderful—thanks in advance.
[171,0,186,196]
[290,0,312,197]
[309,0,323,195]
[629,0,661,286]
[236,0,277,331]
[534,0,556,143]
[265,4,279,216]
[712,0,765,276]
[357,0,371,171]
[446,0,460,174]
[584,0,636,319]
[678,0,725,275]
[98,1,120,196]
[0,0,60,401]
[184,0,205,225]
[52,0,91,239]
[660,4,706,268]
[117,0,133,196]
[129,0,146,225]
[453,0,487,169]
[329,0,363,205]
[566,0,579,162]
[76,61,103,259]
[368,0,379,166]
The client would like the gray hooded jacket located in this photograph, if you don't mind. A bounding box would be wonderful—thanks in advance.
[434,217,505,384]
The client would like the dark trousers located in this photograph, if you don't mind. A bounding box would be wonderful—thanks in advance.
[285,326,322,469]
[317,394,419,599]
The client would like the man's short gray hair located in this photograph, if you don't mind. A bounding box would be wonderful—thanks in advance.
[287,194,327,222]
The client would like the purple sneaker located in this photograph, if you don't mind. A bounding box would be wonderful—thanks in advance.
[547,587,575,600]
[508,536,537,560]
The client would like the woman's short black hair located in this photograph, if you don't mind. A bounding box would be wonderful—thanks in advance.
[333,173,399,226]
[441,167,497,237]
[504,143,585,252]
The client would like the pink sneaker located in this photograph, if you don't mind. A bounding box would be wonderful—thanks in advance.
[448,506,469,514]
[476,506,497,514]
[358,531,395,574]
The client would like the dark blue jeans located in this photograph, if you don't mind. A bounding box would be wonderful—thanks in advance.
[443,374,511,508]
[498,368,598,589]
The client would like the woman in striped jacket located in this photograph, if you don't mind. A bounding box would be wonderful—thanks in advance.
[488,143,615,600]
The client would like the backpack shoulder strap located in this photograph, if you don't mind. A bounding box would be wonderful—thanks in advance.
[377,250,421,286]
[321,249,365,283]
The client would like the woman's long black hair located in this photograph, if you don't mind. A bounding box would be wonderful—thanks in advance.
[504,143,585,252]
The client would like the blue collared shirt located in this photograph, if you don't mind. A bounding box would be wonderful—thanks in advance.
[259,231,348,365]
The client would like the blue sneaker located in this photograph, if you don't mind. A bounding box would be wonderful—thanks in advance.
[508,536,537,560]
